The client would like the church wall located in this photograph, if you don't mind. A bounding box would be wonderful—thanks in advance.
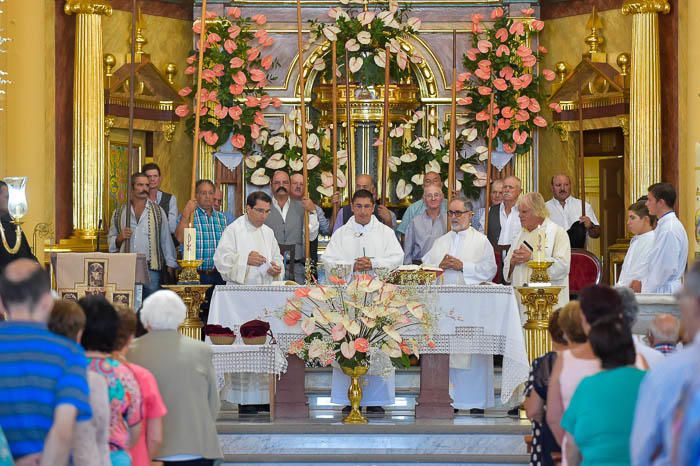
[102,10,194,212]
[0,0,56,261]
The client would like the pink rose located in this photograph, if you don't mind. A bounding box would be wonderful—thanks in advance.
[252,14,267,25]
[255,29,268,40]
[247,47,261,62]
[175,104,189,117]
[354,338,369,353]
[261,55,274,70]
[227,7,241,19]
[533,116,548,128]
[224,39,237,54]
[472,22,484,34]
[228,106,243,120]
[458,72,471,82]
[229,57,244,68]
[491,7,504,19]
[231,133,246,149]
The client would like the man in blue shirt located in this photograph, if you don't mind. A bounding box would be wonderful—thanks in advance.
[0,259,92,465]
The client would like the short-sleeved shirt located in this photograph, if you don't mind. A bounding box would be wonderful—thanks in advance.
[0,322,92,459]
[88,357,142,452]
[128,363,167,466]
[562,366,645,466]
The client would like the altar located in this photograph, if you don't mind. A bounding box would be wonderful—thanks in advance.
[208,283,529,419]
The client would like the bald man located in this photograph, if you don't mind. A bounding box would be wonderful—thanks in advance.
[647,313,680,355]
[332,174,396,232]
[545,174,600,247]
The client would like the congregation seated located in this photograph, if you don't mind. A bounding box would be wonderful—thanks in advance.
[646,313,680,356]
[524,308,566,466]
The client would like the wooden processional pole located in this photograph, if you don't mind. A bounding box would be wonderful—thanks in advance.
[380,45,390,205]
[344,50,354,199]
[124,0,138,252]
[483,93,496,234]
[447,30,458,231]
[295,0,311,266]
[189,0,209,225]
[577,88,586,213]
[331,43,339,228]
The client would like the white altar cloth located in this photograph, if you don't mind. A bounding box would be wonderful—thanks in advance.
[210,344,288,390]
[208,284,528,403]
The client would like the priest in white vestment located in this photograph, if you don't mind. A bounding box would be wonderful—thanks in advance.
[422,197,498,411]
[642,183,688,294]
[322,189,404,413]
[504,192,571,310]
[213,191,284,412]
[616,199,655,290]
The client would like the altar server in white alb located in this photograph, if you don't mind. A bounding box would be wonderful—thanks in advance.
[214,191,284,285]
[422,197,497,412]
[545,174,600,245]
[616,198,656,291]
[213,191,283,413]
[504,192,571,307]
[642,183,688,294]
[322,189,404,414]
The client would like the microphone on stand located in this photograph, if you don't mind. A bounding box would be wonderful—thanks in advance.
[95,219,103,252]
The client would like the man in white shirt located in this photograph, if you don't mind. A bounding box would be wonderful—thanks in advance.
[403,185,446,265]
[475,179,504,234]
[422,197,497,413]
[642,182,688,294]
[212,191,283,414]
[485,175,521,283]
[504,192,571,308]
[322,189,404,415]
[545,174,600,248]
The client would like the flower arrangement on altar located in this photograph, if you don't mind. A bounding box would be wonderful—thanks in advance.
[175,8,282,154]
[308,0,424,87]
[386,111,488,201]
[244,112,348,201]
[458,7,561,156]
[282,276,435,370]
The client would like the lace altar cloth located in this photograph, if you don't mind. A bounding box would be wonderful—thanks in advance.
[209,284,528,403]
[210,344,288,390]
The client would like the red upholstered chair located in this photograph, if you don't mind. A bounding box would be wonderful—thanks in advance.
[569,248,602,297]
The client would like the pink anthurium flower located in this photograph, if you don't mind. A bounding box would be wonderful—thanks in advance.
[261,55,274,70]
[531,20,545,31]
[520,74,533,88]
[229,83,244,96]
[497,118,511,131]
[213,104,228,119]
[475,68,491,80]
[250,69,266,82]
[496,45,510,57]
[457,96,473,106]
[354,338,370,353]
[331,324,347,341]
[228,25,241,39]
[491,7,504,19]
[259,95,272,109]
[227,7,241,18]
[254,111,266,126]
[207,32,221,44]
[542,69,556,81]
[513,129,528,145]
[230,57,244,68]
[175,105,189,117]
[231,134,246,149]
[178,87,192,97]
[202,131,219,146]
[501,106,515,119]
[495,28,509,43]
[250,124,260,139]
[283,309,302,326]
[528,98,541,113]
[487,125,499,139]
[516,45,532,57]
[475,111,490,121]
[549,102,563,113]
[478,86,492,96]
[510,21,525,36]
[247,47,261,62]
[522,54,537,67]
[252,14,267,25]
[503,143,516,154]
[465,48,479,62]
[245,96,260,108]
[224,39,237,54]
[517,95,531,109]
[515,110,530,122]
[533,116,548,127]
[477,40,493,53]
[493,78,508,91]
[500,66,514,80]
[233,71,247,85]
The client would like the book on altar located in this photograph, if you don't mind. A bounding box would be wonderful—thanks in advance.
[388,265,444,285]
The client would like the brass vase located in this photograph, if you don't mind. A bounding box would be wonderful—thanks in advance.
[341,365,369,424]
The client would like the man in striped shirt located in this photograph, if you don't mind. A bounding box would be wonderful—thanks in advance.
[0,259,92,465]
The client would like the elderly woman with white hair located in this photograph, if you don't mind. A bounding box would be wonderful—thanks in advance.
[127,290,222,466]
[504,192,572,307]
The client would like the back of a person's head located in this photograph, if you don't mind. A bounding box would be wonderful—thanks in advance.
[140,290,186,331]
[48,299,86,342]
[588,314,636,370]
[548,308,567,346]
[79,295,119,353]
[616,286,639,330]
[680,261,700,340]
[579,284,622,327]
[649,313,681,345]
[113,303,138,351]
[558,301,587,344]
[0,259,51,319]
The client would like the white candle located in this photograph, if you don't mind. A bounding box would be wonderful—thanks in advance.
[184,227,197,261]
[533,225,545,262]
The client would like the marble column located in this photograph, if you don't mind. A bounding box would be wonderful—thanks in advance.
[622,0,670,201]
[64,0,112,239]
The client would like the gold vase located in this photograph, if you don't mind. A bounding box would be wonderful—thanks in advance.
[341,365,369,424]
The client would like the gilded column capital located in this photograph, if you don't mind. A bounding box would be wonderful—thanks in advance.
[64,1,113,16]
[621,0,670,15]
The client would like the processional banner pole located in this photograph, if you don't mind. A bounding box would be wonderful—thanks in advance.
[124,0,138,252]
[344,50,354,200]
[295,0,311,270]
[483,93,496,235]
[380,45,390,205]
[331,42,339,228]
[448,30,458,231]
[189,0,209,225]
[577,87,586,213]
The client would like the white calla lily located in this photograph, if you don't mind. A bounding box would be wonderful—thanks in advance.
[349,56,364,73]
[460,162,477,174]
[357,11,375,25]
[345,38,360,52]
[411,173,424,185]
[400,152,417,163]
[316,186,333,197]
[373,52,386,68]
[307,133,320,150]
[250,167,270,185]
[289,158,303,171]
[356,31,372,45]
[322,25,341,41]
[395,179,413,200]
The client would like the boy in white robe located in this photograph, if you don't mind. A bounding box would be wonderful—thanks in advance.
[213,191,284,413]
[322,189,404,414]
[422,197,498,413]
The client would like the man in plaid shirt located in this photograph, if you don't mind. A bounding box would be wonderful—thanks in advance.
[176,179,228,326]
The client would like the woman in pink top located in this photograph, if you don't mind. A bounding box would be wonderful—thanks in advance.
[113,304,168,466]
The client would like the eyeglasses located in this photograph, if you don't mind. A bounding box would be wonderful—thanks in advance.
[251,207,271,214]
[447,210,472,217]
[424,193,443,200]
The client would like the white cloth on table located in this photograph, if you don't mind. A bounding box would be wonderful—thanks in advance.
[503,219,571,312]
[545,196,599,230]
[223,372,269,405]
[423,227,498,409]
[642,211,688,294]
[213,216,284,284]
[616,230,655,287]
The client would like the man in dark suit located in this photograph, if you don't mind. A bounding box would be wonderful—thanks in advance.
[486,176,521,283]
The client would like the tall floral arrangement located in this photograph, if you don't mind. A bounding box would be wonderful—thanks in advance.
[308,0,423,87]
[458,7,560,156]
[245,116,348,201]
[283,276,435,369]
[386,111,487,201]
[175,8,282,154]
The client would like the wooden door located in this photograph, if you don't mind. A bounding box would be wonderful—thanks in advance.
[599,157,625,283]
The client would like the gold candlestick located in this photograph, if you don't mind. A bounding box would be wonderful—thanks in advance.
[178,259,203,284]
[527,259,554,285]
[162,283,210,341]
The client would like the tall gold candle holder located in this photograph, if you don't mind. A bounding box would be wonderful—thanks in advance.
[178,259,202,284]
[162,283,211,341]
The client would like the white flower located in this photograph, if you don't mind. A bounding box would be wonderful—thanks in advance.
[373,52,386,68]
[320,171,334,188]
[288,109,301,122]
[410,110,425,124]
[268,135,286,151]
[445,179,462,191]
[397,50,408,70]
[442,154,449,164]
[357,11,375,26]
[345,38,360,52]
[400,152,417,163]
[395,179,413,200]
[327,7,349,20]
[265,153,286,170]
[457,116,470,126]
[411,173,424,185]
[289,158,303,171]
[425,159,440,173]
[316,185,333,197]
[409,54,424,64]
[250,167,270,185]
[381,340,402,358]
[407,17,422,31]
[388,155,401,173]
[389,38,401,54]
[313,58,326,71]
[336,168,347,188]
[462,127,478,142]
[256,130,269,146]
[339,0,350,4]
[356,31,372,45]
[337,149,348,166]
[244,154,262,169]
[349,56,364,73]
[378,11,395,27]
[473,171,488,187]
[388,0,399,12]
[411,137,427,148]
[307,133,320,150]
[460,162,477,174]
[306,154,321,170]
[389,125,403,138]
[475,145,488,161]
[428,136,442,153]
[288,133,301,148]
[308,339,327,359]
[322,25,341,42]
